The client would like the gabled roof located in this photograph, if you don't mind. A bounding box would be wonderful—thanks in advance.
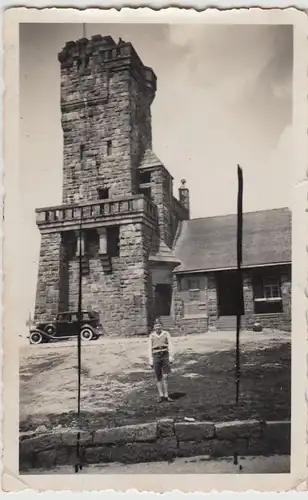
[149,239,181,266]
[138,149,175,181]
[138,149,164,170]
[173,207,291,273]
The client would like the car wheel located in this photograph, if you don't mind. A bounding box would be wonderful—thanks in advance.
[29,331,43,345]
[81,328,93,341]
[44,324,56,336]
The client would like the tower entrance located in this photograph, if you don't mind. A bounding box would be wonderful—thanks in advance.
[154,284,172,317]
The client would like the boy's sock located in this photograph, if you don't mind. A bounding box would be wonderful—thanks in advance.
[162,378,168,398]
[157,381,164,398]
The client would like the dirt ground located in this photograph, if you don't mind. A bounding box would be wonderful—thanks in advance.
[19,330,291,432]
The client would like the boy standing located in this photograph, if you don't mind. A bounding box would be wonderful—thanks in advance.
[148,318,174,402]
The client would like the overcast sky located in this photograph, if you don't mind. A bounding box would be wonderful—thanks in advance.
[19,22,293,322]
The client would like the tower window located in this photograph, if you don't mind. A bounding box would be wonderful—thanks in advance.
[139,187,152,200]
[107,226,120,257]
[80,144,85,160]
[77,55,90,72]
[84,55,90,68]
[98,187,109,200]
[140,170,151,184]
[107,140,113,156]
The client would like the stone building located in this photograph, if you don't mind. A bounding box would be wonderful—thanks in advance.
[173,207,291,333]
[34,35,291,335]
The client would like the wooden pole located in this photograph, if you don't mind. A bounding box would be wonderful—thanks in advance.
[75,210,83,473]
[236,165,243,404]
[233,165,243,469]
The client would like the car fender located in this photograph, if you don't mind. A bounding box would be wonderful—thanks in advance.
[80,323,94,332]
[29,328,54,341]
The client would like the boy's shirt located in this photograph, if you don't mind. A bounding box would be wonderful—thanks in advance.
[148,330,174,365]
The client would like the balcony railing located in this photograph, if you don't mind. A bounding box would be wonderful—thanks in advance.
[36,194,158,225]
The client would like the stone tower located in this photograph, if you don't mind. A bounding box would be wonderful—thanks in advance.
[34,35,189,335]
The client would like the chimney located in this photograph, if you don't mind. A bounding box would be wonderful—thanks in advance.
[179,179,190,218]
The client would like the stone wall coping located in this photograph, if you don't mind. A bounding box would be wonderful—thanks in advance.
[20,419,290,449]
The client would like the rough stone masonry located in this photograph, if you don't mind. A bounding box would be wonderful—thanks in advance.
[34,35,189,335]
[19,419,291,471]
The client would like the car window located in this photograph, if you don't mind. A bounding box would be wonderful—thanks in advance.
[71,313,79,322]
[57,313,71,321]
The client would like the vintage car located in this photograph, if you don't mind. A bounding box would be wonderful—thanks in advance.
[28,311,102,345]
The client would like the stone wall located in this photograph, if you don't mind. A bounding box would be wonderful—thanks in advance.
[207,274,218,326]
[61,70,133,203]
[150,167,174,248]
[172,272,210,334]
[19,419,290,471]
[242,268,291,332]
[34,233,67,321]
[59,36,156,204]
[171,266,291,334]
[130,73,153,190]
[243,272,254,327]
[34,36,190,334]
[178,317,208,335]
[281,268,292,331]
[67,222,154,336]
[172,273,184,323]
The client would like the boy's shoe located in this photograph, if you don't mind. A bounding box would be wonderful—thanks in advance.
[164,396,173,402]
[157,396,164,403]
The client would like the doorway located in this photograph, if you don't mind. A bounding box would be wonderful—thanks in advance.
[217,271,244,317]
[154,284,172,317]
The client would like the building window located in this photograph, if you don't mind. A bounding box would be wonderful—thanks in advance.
[98,187,109,200]
[180,275,205,292]
[80,144,85,160]
[77,55,89,71]
[140,170,151,184]
[107,140,113,156]
[84,55,90,68]
[107,226,120,257]
[253,275,283,314]
[189,289,201,301]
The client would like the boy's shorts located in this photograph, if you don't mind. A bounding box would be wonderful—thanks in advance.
[153,351,170,381]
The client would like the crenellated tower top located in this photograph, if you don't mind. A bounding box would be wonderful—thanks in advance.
[59,35,157,204]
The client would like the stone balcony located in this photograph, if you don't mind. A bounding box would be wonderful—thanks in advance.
[35,194,158,233]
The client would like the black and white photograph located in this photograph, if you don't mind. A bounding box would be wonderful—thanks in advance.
[2,6,308,493]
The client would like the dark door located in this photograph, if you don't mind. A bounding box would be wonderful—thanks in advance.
[155,284,172,317]
[70,313,80,336]
[56,313,73,337]
[217,271,244,317]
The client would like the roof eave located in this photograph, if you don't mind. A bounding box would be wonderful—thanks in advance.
[174,260,292,274]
